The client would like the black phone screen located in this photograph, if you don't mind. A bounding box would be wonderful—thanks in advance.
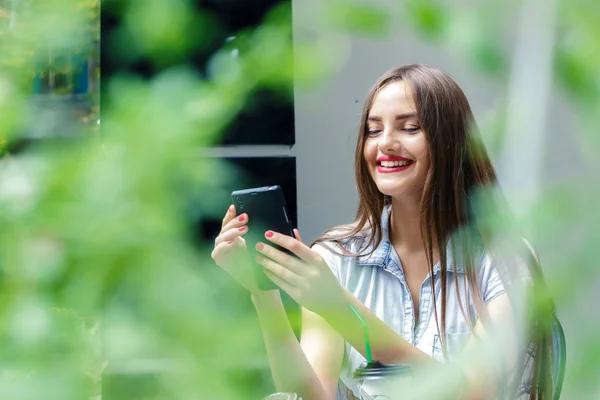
[231,185,295,290]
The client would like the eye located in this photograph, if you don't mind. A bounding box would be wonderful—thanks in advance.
[367,129,382,136]
[404,126,421,133]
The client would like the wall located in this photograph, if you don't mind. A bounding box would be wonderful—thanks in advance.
[293,2,507,243]
[292,1,593,397]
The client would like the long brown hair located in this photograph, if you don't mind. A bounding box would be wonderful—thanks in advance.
[312,64,556,399]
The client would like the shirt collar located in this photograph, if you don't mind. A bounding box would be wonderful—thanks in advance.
[357,204,464,274]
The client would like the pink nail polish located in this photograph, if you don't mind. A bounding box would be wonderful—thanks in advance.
[238,226,246,231]
[265,231,274,238]
[238,215,245,222]
[256,243,264,251]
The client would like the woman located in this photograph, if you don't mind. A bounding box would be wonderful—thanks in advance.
[211,64,557,399]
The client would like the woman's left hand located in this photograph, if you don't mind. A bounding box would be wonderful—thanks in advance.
[255,229,345,314]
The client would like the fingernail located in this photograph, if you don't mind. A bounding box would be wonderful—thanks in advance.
[265,231,274,238]
[238,226,246,231]
[227,240,233,244]
[229,204,234,212]
[256,242,264,251]
[238,214,245,222]
[255,255,264,263]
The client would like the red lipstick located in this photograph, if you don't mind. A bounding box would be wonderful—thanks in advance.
[376,155,414,174]
[377,155,412,163]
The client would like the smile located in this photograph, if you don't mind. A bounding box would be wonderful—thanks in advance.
[376,160,414,173]
[379,160,412,168]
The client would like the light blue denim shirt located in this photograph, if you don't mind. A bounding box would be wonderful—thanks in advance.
[312,205,533,399]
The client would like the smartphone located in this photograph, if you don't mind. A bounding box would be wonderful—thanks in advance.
[231,185,295,290]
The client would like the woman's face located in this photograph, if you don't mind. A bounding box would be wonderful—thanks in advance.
[363,80,430,200]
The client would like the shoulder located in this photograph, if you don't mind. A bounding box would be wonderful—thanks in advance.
[310,223,372,281]
[311,223,371,256]
[479,237,537,276]
[475,237,536,302]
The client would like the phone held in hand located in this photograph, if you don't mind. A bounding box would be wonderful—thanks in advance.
[231,185,295,291]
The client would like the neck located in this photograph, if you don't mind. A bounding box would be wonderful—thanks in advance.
[389,195,435,252]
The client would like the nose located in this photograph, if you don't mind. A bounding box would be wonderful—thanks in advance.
[378,129,401,153]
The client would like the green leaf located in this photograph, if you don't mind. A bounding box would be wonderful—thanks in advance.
[325,0,391,36]
[405,0,449,39]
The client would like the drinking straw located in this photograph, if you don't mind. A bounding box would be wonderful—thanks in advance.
[349,304,372,363]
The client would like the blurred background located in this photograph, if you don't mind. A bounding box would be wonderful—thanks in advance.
[0,0,598,398]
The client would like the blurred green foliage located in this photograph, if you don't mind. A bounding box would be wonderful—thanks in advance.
[0,0,598,399]
[323,0,392,36]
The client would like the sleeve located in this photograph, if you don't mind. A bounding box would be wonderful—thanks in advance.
[478,247,534,305]
[478,253,508,304]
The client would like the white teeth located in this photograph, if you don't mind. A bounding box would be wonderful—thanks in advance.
[380,160,412,168]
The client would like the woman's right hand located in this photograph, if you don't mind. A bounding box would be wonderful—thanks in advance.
[211,204,260,293]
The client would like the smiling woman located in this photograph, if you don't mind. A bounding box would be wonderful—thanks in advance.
[211,64,563,400]
[363,80,430,199]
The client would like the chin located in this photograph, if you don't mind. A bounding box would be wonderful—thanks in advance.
[375,184,406,198]
[374,181,423,200]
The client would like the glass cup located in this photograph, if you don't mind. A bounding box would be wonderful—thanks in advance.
[263,392,302,400]
[353,360,413,400]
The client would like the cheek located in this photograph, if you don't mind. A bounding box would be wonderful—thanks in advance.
[413,137,429,163]
[418,148,430,166]
[363,139,377,161]
[417,154,431,181]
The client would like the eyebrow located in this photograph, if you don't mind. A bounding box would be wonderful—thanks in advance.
[367,112,417,122]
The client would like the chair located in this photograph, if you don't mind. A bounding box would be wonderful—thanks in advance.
[550,314,566,399]
[522,238,566,399]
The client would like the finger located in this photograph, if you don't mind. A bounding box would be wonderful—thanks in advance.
[256,254,301,287]
[293,229,302,242]
[221,212,249,233]
[255,242,303,275]
[214,225,248,245]
[262,267,297,296]
[214,239,251,260]
[221,204,236,229]
[264,230,319,264]
[211,241,234,261]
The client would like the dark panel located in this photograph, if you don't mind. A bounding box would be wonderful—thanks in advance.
[189,155,301,338]
[193,156,297,244]
[100,0,294,146]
